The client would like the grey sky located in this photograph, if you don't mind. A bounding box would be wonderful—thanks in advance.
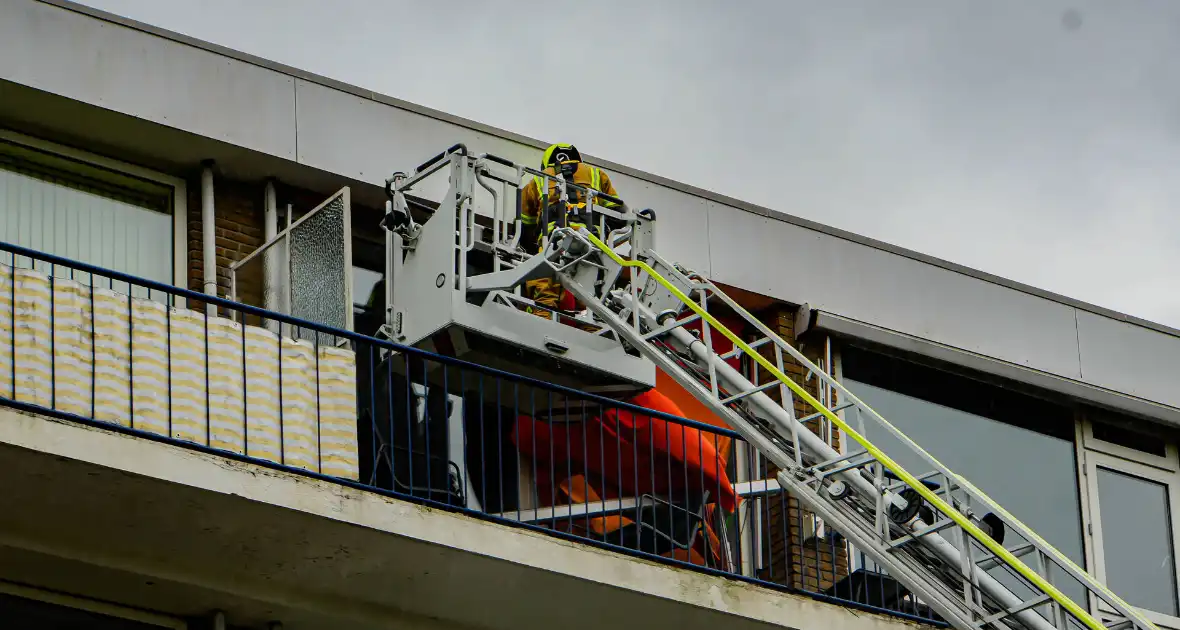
[78,0,1180,328]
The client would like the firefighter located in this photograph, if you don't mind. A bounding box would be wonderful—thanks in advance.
[519,143,622,317]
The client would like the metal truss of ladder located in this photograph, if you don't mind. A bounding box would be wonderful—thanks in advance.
[551,227,1157,630]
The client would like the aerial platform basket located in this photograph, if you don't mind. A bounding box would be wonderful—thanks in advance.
[379,144,655,396]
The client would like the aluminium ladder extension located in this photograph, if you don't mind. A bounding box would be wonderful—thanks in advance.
[542,224,1157,630]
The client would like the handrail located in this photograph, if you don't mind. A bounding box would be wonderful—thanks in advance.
[578,229,1152,630]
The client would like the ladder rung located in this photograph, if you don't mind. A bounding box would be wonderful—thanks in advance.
[720,380,781,405]
[976,542,1037,571]
[1105,619,1134,630]
[797,402,855,425]
[889,519,958,549]
[809,448,870,472]
[884,469,944,493]
[972,593,1051,629]
[813,452,877,479]
[719,336,773,361]
[642,313,701,341]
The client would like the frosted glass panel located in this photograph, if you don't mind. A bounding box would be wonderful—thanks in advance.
[289,191,351,342]
[0,163,172,293]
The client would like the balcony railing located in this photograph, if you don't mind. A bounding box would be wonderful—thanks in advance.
[0,241,944,626]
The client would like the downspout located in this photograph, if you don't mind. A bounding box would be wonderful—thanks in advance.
[200,160,216,316]
[263,178,278,312]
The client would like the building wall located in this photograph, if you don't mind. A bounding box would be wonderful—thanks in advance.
[6,0,1180,420]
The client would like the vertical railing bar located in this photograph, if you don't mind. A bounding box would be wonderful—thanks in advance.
[628,404,636,553]
[496,376,504,514]
[547,390,557,532]
[370,344,382,488]
[440,364,449,504]
[314,328,322,474]
[404,352,414,496]
[241,315,248,457]
[460,369,468,508]
[599,397,608,544]
[616,399,626,549]
[203,305,209,447]
[781,488,791,588]
[165,299,171,436]
[277,322,284,465]
[530,386,538,518]
[514,380,521,522]
[697,424,706,568]
[581,398,590,540]
[385,349,396,492]
[648,412,656,556]
[49,265,56,412]
[565,394,573,533]
[681,417,690,563]
[480,373,488,510]
[405,355,415,497]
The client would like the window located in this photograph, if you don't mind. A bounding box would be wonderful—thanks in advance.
[839,346,1087,604]
[0,131,185,288]
[1095,467,1178,616]
[1082,412,1180,626]
[352,265,383,317]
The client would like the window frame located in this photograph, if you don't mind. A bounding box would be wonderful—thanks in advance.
[0,129,187,287]
[1081,445,1180,628]
[1081,412,1178,473]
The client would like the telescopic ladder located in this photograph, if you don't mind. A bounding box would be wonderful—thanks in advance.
[382,147,1157,630]
[543,224,1157,630]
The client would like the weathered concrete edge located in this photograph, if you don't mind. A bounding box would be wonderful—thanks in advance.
[816,310,1180,421]
[0,407,927,630]
[35,0,1180,342]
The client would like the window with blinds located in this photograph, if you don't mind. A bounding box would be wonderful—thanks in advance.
[0,138,176,290]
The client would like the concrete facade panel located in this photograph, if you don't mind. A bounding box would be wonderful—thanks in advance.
[0,1,298,159]
[1077,310,1180,409]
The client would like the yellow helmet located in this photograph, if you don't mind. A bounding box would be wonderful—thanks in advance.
[542,143,582,169]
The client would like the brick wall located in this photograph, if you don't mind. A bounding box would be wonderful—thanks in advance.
[749,304,850,594]
[185,177,266,314]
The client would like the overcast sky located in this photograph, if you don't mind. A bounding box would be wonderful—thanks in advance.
[78,0,1180,328]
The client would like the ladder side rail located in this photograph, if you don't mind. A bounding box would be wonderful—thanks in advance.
[694,275,1153,630]
[564,228,1148,630]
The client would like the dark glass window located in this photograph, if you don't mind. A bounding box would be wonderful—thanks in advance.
[841,346,1085,603]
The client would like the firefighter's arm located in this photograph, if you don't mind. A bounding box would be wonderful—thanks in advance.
[598,170,622,209]
[519,179,542,251]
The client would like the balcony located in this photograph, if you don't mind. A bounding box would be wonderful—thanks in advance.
[0,240,939,629]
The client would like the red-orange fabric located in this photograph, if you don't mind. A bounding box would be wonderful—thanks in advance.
[511,389,738,514]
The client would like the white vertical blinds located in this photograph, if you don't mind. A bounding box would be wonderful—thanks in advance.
[0,162,173,287]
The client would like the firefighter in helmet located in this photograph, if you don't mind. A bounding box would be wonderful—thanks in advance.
[519,143,622,316]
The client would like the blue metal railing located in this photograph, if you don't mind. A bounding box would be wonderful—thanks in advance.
[0,241,944,626]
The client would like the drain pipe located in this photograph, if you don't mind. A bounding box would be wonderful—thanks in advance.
[263,178,278,312]
[200,160,217,316]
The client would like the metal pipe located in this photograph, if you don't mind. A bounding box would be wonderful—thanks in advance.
[263,178,278,312]
[200,161,216,316]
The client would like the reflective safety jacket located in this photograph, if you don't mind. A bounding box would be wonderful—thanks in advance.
[519,161,620,233]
